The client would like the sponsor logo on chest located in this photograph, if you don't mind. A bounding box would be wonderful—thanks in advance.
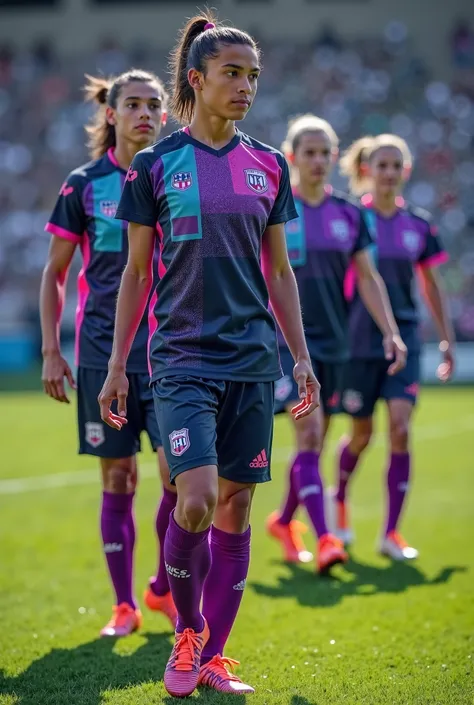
[402,230,420,253]
[329,219,350,242]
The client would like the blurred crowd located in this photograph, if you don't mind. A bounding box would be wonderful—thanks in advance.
[1,19,474,345]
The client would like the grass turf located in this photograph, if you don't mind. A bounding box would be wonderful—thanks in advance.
[0,387,473,704]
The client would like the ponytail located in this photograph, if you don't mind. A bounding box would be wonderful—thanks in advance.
[169,10,258,124]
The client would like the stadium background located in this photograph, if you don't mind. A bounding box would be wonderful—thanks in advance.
[0,0,473,383]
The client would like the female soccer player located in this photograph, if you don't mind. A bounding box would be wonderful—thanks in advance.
[99,13,319,697]
[266,115,406,573]
[331,134,454,559]
[40,69,178,638]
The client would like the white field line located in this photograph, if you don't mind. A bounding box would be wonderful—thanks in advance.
[1,416,473,496]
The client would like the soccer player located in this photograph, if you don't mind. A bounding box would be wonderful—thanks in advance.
[266,115,406,573]
[40,70,178,637]
[98,13,320,697]
[331,134,455,559]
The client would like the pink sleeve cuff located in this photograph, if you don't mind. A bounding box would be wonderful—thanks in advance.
[417,251,449,270]
[45,222,82,243]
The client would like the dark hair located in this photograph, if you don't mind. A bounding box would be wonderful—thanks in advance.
[169,10,259,124]
[84,69,167,159]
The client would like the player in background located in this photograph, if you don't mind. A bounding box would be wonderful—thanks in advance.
[40,70,178,638]
[98,12,319,697]
[330,134,455,559]
[266,115,406,573]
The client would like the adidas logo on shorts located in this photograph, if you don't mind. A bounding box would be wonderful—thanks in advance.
[250,449,269,469]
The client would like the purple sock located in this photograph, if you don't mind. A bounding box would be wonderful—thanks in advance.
[295,451,328,538]
[149,488,177,596]
[279,457,300,525]
[336,439,360,503]
[385,452,411,535]
[164,511,211,633]
[125,492,136,585]
[101,491,136,608]
[201,525,251,664]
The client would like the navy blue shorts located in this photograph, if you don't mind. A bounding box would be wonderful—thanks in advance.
[77,367,161,458]
[341,354,420,418]
[153,375,274,485]
[274,348,344,415]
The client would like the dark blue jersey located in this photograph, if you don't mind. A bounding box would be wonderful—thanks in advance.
[116,128,298,383]
[45,148,153,372]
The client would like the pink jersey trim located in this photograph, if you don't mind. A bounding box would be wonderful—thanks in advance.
[75,236,91,366]
[416,251,449,270]
[45,222,81,244]
[107,147,120,167]
[343,263,357,301]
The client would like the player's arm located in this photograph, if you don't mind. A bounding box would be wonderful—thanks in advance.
[262,222,320,418]
[353,249,406,374]
[418,265,455,381]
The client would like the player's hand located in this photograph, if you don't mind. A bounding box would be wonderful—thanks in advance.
[98,366,129,430]
[437,341,455,383]
[42,351,76,403]
[291,358,321,420]
[383,333,407,376]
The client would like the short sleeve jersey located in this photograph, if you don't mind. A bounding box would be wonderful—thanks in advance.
[116,128,297,383]
[45,148,153,372]
[349,196,448,358]
[276,189,373,363]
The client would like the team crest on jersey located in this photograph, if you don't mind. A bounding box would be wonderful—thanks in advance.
[330,220,349,242]
[100,200,118,218]
[244,169,268,193]
[275,375,293,402]
[402,230,420,252]
[85,422,105,448]
[172,172,192,191]
[169,428,190,456]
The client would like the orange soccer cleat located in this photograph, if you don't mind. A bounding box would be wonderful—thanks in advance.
[143,586,178,629]
[198,655,255,694]
[100,602,142,638]
[266,511,313,563]
[164,619,210,698]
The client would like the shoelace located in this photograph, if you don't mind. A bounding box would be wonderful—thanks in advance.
[204,656,242,686]
[389,531,408,549]
[170,629,202,671]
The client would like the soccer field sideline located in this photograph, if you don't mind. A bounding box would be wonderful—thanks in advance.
[1,413,473,496]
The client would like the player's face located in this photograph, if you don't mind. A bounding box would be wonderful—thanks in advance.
[293,131,334,186]
[111,81,166,148]
[370,146,405,198]
[195,43,260,121]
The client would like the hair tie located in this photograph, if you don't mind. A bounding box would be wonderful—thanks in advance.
[204,22,215,30]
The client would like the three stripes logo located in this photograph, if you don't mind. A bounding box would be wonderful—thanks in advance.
[250,449,269,469]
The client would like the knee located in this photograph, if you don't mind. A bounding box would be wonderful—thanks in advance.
[390,419,410,452]
[180,490,217,532]
[350,427,373,455]
[216,487,253,533]
[103,462,135,494]
[297,422,322,453]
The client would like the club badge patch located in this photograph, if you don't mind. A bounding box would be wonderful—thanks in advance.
[85,422,105,448]
[169,428,190,456]
[100,200,118,218]
[244,169,268,193]
[172,172,192,191]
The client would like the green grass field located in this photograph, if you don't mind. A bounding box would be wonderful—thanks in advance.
[0,388,473,705]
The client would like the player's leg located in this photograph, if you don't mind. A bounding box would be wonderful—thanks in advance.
[199,380,274,694]
[154,375,222,697]
[77,367,142,637]
[288,362,347,573]
[380,355,419,560]
[136,373,178,628]
[329,360,381,545]
[266,349,312,563]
